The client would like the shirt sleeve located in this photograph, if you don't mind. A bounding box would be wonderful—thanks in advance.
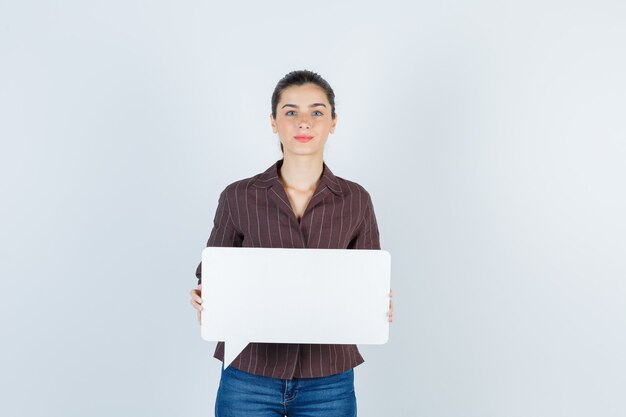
[348,191,381,250]
[195,188,243,284]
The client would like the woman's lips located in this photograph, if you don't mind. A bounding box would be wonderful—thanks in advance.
[294,135,313,143]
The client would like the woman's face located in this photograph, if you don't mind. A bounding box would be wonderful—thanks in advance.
[270,83,337,158]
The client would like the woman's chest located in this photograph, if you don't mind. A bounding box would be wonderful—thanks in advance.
[233,188,363,249]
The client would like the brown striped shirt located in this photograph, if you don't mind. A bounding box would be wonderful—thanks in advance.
[195,158,381,379]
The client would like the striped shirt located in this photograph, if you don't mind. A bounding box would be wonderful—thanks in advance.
[195,158,381,379]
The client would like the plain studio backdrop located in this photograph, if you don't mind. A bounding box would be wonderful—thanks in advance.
[1,1,624,416]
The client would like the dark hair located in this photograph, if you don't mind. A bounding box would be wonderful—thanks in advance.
[271,70,336,153]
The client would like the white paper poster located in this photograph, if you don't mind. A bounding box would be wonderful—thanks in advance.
[201,247,391,366]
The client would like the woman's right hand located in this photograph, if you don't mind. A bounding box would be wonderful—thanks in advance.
[190,284,202,325]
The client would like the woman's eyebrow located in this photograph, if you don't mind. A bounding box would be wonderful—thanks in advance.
[281,103,327,109]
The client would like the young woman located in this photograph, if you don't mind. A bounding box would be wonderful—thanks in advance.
[190,69,393,417]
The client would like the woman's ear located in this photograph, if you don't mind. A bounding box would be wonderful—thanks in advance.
[270,113,278,134]
[329,113,338,134]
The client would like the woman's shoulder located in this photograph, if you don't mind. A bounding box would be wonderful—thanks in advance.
[217,165,275,197]
[218,174,263,197]
[331,174,373,201]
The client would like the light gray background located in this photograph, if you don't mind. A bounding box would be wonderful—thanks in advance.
[1,1,625,416]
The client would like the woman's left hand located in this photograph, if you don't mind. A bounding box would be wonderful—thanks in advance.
[388,289,394,323]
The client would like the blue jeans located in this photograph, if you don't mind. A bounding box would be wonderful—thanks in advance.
[215,365,357,417]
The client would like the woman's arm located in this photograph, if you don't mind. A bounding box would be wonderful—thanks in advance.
[195,188,243,284]
[348,191,381,250]
[347,191,393,322]
[191,188,243,324]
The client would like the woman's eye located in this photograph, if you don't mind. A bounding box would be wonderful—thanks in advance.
[286,111,296,116]
[313,111,323,116]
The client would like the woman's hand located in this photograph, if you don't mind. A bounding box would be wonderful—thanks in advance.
[388,289,394,323]
[190,284,202,325]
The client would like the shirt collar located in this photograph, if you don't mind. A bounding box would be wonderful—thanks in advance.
[251,159,343,195]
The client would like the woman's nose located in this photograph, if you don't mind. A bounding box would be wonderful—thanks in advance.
[298,116,311,129]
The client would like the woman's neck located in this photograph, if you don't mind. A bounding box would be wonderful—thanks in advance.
[279,155,324,192]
